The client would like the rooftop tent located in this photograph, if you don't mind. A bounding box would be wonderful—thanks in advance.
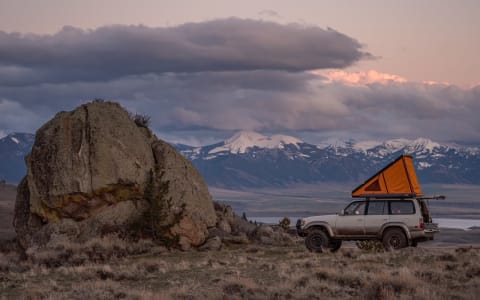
[351,155,423,198]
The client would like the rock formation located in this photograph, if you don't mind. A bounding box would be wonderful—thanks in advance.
[14,101,216,250]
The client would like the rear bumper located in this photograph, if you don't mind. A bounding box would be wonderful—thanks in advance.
[411,223,439,241]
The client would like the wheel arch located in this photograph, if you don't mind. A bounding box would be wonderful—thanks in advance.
[304,222,334,238]
[380,223,411,240]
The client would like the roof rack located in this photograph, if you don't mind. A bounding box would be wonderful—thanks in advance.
[353,194,447,200]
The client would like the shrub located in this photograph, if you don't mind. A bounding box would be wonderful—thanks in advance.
[279,217,291,231]
[356,240,385,252]
[129,112,151,128]
[130,169,183,248]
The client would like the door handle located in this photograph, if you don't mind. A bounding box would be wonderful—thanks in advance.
[357,219,363,221]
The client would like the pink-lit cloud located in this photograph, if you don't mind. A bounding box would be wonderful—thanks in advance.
[313,69,407,86]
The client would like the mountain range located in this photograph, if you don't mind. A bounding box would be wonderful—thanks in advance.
[176,131,480,188]
[0,133,35,184]
[1,131,480,188]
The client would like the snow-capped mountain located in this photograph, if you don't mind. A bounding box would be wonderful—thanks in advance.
[0,133,35,183]
[209,131,302,154]
[1,130,479,188]
[177,132,480,188]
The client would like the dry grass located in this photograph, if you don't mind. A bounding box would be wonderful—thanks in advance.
[1,242,479,300]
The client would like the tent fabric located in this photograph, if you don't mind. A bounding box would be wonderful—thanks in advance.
[351,155,423,198]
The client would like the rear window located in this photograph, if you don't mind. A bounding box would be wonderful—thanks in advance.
[389,201,415,215]
[367,201,386,215]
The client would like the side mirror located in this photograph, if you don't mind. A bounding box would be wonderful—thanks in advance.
[339,209,345,216]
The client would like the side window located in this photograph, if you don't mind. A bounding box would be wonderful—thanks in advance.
[367,201,386,215]
[344,201,366,215]
[389,201,415,215]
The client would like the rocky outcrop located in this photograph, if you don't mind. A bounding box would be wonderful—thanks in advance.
[201,202,296,250]
[14,101,216,250]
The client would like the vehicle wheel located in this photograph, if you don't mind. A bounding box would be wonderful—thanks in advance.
[382,228,407,250]
[305,229,330,253]
[329,239,342,252]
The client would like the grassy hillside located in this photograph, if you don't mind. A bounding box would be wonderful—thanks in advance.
[1,241,479,299]
[1,182,479,299]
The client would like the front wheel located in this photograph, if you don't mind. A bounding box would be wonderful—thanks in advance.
[382,228,407,250]
[330,239,342,252]
[305,229,330,253]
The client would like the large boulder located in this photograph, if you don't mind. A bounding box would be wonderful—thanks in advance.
[14,101,216,250]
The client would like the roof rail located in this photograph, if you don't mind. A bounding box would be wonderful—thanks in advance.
[356,194,416,200]
[353,194,447,200]
[418,195,446,200]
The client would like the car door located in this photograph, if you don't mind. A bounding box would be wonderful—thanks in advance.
[364,200,388,236]
[335,201,366,236]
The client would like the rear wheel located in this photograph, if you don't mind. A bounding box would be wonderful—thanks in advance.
[305,229,330,253]
[382,228,407,250]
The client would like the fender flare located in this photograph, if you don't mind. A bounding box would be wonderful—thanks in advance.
[380,223,411,240]
[304,221,335,237]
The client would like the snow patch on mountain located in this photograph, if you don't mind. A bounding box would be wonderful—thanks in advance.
[317,137,441,154]
[353,140,382,152]
[381,138,412,152]
[210,131,302,154]
[10,137,19,144]
[317,138,352,149]
[405,138,441,152]
[418,161,432,169]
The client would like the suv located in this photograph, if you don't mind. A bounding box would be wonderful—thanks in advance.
[296,197,439,252]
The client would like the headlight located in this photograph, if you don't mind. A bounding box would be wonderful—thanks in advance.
[296,218,305,228]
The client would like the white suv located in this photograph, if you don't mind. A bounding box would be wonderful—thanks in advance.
[296,197,439,252]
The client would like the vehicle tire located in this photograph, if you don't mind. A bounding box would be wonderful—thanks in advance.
[329,239,342,252]
[305,229,330,253]
[382,228,407,251]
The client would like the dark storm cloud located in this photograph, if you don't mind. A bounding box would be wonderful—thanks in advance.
[0,18,368,85]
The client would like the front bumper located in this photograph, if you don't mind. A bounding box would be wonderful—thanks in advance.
[296,219,307,237]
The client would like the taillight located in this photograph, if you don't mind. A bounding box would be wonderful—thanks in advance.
[419,218,425,229]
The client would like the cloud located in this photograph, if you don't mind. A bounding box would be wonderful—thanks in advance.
[315,69,407,85]
[1,69,479,144]
[0,98,43,133]
[0,18,478,145]
[0,18,368,86]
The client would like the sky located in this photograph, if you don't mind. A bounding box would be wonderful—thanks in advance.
[0,0,479,145]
